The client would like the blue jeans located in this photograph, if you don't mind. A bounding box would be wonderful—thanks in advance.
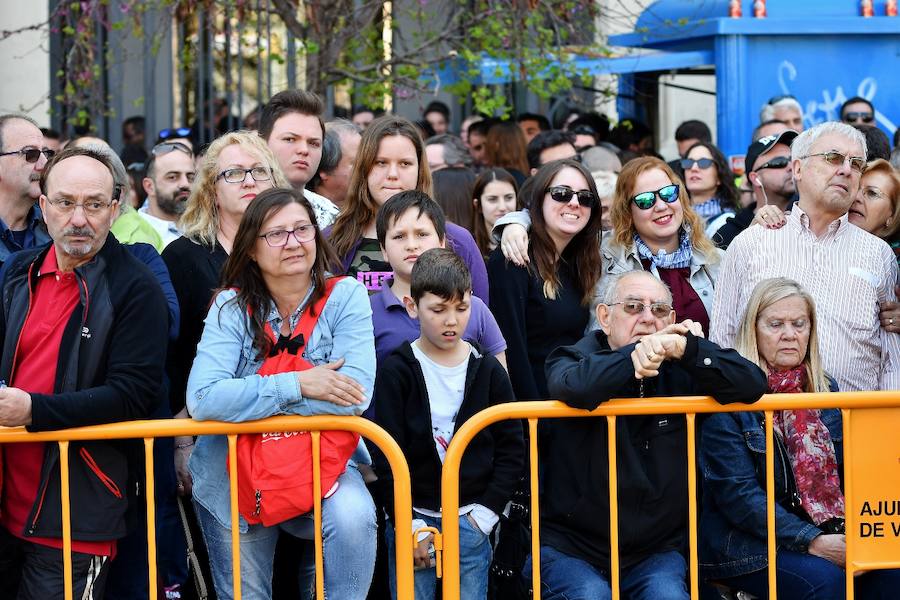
[523,545,689,600]
[721,550,900,600]
[195,465,376,600]
[385,512,492,600]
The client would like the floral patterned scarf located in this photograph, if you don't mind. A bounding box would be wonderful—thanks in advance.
[769,367,844,525]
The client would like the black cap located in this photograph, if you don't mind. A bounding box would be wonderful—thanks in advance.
[745,130,799,173]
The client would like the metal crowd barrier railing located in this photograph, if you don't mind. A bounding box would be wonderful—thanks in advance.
[440,392,900,600]
[0,415,414,600]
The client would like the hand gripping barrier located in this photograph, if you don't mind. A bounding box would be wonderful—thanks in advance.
[0,415,414,600]
[439,392,900,600]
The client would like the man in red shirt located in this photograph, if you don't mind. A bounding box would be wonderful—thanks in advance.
[0,145,168,599]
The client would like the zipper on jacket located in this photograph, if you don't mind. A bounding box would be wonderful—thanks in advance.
[28,471,52,534]
[79,447,123,498]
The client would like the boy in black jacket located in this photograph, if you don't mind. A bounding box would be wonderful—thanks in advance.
[373,248,523,600]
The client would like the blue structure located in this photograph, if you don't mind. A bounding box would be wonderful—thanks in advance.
[608,0,900,160]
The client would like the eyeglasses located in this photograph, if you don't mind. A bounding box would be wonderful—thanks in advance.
[158,127,192,141]
[630,184,680,210]
[799,151,865,174]
[680,158,714,170]
[152,141,193,157]
[548,185,596,207]
[754,156,791,172]
[0,147,55,163]
[259,225,316,247]
[843,112,874,124]
[608,300,673,319]
[767,94,797,105]
[47,198,114,215]
[216,166,272,184]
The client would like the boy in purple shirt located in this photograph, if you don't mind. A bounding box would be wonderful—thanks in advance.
[370,191,507,368]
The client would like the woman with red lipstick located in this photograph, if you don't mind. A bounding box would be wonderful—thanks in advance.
[606,156,722,335]
[326,116,489,300]
[487,158,602,401]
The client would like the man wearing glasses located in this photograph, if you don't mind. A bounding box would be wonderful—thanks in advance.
[0,145,168,599]
[840,96,876,127]
[139,141,196,248]
[712,121,900,392]
[530,271,765,600]
[715,130,798,249]
[0,114,53,265]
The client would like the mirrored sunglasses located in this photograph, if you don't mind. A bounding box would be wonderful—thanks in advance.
[630,184,680,210]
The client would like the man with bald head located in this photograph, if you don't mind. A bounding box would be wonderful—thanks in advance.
[529,271,766,600]
[0,115,53,265]
[0,145,168,599]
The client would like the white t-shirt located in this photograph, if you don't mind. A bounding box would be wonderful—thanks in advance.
[409,340,498,535]
[138,206,181,248]
[410,340,471,463]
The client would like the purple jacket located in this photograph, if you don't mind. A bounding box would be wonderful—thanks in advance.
[328,221,489,303]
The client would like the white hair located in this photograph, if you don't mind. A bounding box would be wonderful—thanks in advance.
[760,97,803,123]
[598,270,672,305]
[791,121,867,162]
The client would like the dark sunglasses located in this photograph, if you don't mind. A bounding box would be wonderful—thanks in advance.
[608,300,673,319]
[843,112,874,124]
[548,185,596,207]
[754,156,790,171]
[680,158,714,170]
[157,127,192,141]
[0,147,55,163]
[630,184,680,210]
[767,94,797,105]
[152,141,193,157]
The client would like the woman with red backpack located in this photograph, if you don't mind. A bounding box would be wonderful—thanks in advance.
[186,187,377,599]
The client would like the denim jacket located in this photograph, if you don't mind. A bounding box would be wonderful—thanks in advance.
[698,403,843,580]
[186,277,375,531]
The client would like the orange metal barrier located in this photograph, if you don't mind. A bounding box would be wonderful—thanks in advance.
[0,415,414,600]
[440,392,900,600]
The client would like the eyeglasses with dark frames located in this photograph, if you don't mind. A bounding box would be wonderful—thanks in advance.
[216,166,272,184]
[799,151,866,174]
[630,184,680,210]
[259,225,317,247]
[753,156,791,172]
[0,147,55,163]
[607,300,673,319]
[680,158,715,170]
[842,112,874,124]
[548,185,596,207]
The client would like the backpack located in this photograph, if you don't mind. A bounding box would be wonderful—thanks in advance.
[230,277,360,526]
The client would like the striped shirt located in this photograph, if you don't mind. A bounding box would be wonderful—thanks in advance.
[710,204,900,391]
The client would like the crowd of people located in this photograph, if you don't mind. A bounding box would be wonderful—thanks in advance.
[0,89,898,600]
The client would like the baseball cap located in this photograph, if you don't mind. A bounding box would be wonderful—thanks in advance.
[745,130,798,173]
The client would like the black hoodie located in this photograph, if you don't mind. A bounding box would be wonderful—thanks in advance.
[372,341,524,518]
[541,330,767,572]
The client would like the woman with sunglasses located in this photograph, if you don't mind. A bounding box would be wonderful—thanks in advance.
[187,188,376,599]
[497,156,721,336]
[326,115,488,299]
[487,158,602,400]
[162,131,290,492]
[680,142,739,242]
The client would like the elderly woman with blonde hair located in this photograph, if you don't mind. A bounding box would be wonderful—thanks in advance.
[699,277,900,599]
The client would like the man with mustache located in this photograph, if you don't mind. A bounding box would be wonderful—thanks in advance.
[0,145,168,599]
[139,141,196,248]
[712,121,900,391]
[0,114,52,266]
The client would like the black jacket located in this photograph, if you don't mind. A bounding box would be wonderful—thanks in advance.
[541,330,767,572]
[372,341,524,518]
[0,236,168,541]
